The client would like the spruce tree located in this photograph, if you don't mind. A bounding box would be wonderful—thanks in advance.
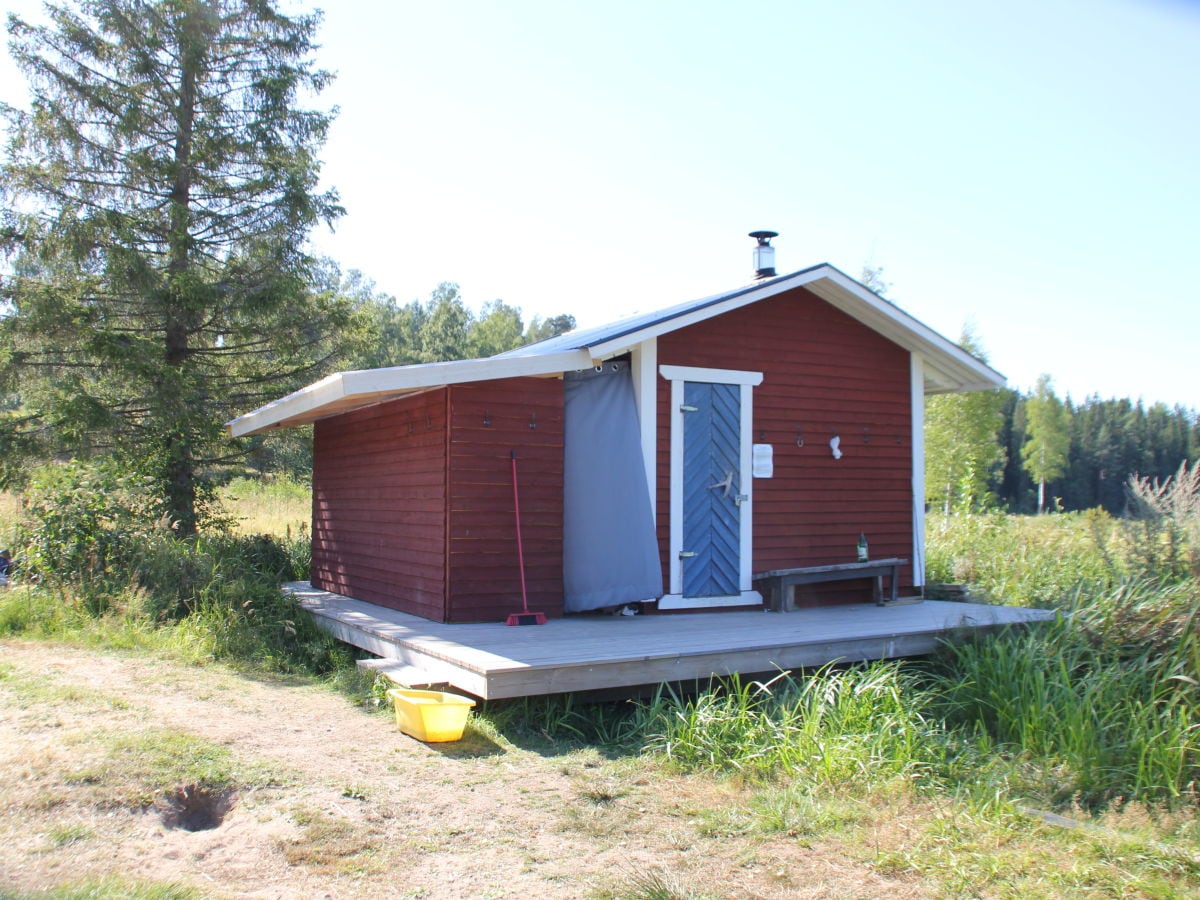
[0,1,353,532]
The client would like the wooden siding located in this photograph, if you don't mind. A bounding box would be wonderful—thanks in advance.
[656,286,914,605]
[312,389,450,620]
[312,378,565,624]
[445,378,565,623]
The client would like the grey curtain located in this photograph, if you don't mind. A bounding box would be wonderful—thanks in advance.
[563,361,663,611]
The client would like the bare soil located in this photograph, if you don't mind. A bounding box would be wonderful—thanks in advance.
[0,640,930,898]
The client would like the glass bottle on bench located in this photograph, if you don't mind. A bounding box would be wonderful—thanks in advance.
[857,533,869,562]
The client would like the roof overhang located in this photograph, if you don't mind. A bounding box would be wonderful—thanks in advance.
[226,349,593,437]
[227,263,1003,437]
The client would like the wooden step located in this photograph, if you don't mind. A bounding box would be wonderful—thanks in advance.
[356,658,448,689]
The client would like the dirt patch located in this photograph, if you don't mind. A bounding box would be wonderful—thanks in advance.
[0,640,930,898]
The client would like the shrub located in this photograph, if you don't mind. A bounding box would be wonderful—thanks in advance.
[18,460,170,587]
[3,461,344,675]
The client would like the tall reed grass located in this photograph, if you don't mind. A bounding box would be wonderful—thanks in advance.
[932,602,1199,806]
[925,510,1120,606]
[635,665,940,788]
[920,475,1200,806]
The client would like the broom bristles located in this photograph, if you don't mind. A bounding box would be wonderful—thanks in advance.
[505,611,547,626]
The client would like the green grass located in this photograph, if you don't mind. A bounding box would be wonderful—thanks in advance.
[929,581,1200,808]
[5,877,202,899]
[925,509,1122,606]
[873,802,1200,899]
[0,662,131,711]
[61,726,287,809]
[598,869,722,900]
[43,822,95,848]
[4,474,1200,896]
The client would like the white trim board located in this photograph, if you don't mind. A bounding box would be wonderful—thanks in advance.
[659,365,763,610]
[910,354,927,587]
[226,348,594,436]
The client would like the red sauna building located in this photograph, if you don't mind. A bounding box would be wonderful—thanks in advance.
[229,258,1002,624]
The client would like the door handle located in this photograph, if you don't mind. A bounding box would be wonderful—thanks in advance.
[707,470,734,497]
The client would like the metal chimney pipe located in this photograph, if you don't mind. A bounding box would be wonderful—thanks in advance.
[749,230,778,279]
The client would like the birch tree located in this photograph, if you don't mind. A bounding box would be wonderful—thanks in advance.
[924,328,1007,513]
[1021,373,1070,512]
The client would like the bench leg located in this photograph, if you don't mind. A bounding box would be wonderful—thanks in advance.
[875,567,901,605]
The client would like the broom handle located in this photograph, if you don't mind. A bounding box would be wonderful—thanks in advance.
[511,451,529,612]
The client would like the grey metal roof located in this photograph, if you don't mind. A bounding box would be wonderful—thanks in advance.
[227,261,1004,436]
[496,265,821,359]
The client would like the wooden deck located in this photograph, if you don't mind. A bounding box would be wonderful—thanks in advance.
[286,582,1056,700]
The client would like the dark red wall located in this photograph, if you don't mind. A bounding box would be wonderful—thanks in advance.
[445,378,564,623]
[311,377,564,623]
[312,389,450,620]
[656,286,914,604]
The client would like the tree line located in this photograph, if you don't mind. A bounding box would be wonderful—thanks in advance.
[926,333,1198,516]
[998,390,1199,515]
[339,274,574,372]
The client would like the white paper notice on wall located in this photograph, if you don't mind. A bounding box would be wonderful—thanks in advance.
[752,443,774,478]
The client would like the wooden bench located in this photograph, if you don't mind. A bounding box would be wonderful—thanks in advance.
[753,558,908,610]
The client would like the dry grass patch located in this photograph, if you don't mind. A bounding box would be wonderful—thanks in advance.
[279,805,387,876]
[218,476,310,537]
[0,490,24,546]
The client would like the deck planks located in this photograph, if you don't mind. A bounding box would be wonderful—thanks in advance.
[286,582,1055,699]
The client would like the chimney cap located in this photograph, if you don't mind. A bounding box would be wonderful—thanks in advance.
[749,230,778,279]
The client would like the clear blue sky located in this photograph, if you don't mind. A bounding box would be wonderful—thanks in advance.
[4,1,1198,408]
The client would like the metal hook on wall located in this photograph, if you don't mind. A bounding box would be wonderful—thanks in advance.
[483,411,491,427]
[529,412,537,430]
[796,429,804,447]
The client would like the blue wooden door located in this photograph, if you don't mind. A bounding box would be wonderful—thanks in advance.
[681,381,742,598]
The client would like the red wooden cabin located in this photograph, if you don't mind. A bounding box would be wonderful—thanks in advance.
[229,260,1002,624]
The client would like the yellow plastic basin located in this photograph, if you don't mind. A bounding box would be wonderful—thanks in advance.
[387,688,476,742]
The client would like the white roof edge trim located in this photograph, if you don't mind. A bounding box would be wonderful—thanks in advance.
[226,371,349,437]
[585,267,828,359]
[816,268,1004,389]
[226,348,593,437]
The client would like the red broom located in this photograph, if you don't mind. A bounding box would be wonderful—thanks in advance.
[506,451,546,626]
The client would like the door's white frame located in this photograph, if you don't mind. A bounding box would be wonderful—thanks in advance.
[659,364,763,609]
[910,354,926,587]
